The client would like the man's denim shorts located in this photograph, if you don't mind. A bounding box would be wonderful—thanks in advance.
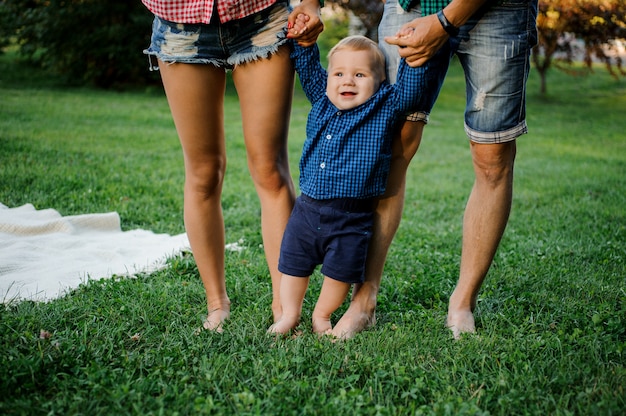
[144,0,290,70]
[278,195,374,284]
[379,0,538,144]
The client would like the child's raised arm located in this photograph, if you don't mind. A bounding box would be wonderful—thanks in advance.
[290,41,327,104]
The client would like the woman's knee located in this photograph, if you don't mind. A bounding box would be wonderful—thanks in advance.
[185,157,227,198]
[247,153,291,190]
[252,164,292,193]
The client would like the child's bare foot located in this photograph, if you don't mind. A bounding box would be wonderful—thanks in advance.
[267,316,299,335]
[272,303,282,324]
[446,309,476,339]
[312,317,332,335]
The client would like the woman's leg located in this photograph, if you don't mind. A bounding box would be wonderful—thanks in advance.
[159,61,231,331]
[232,46,296,322]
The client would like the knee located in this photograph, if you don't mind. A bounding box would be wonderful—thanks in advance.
[471,143,516,187]
[249,157,292,193]
[475,161,514,188]
[185,157,226,198]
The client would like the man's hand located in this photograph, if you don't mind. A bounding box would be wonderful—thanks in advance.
[287,0,324,47]
[384,14,447,67]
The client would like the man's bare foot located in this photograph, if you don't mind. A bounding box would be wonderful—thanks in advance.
[331,308,376,339]
[331,283,378,339]
[446,309,476,340]
[197,308,230,334]
[267,316,299,335]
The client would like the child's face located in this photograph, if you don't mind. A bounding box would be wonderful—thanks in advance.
[326,49,382,110]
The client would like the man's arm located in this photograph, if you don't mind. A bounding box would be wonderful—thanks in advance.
[385,0,489,67]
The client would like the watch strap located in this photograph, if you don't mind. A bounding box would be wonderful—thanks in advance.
[436,10,459,37]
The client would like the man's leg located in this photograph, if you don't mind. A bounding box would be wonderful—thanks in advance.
[332,120,424,338]
[446,0,536,338]
[446,140,516,338]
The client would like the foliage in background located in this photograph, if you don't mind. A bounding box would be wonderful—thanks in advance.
[2,0,625,90]
[0,0,155,88]
[316,6,351,64]
[326,0,384,40]
[328,0,626,94]
[533,0,626,93]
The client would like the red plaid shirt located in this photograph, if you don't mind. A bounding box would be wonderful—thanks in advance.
[142,0,278,24]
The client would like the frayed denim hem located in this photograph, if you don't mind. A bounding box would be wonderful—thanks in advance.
[143,39,288,71]
[228,39,288,68]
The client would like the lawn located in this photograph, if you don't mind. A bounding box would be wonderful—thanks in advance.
[0,51,625,415]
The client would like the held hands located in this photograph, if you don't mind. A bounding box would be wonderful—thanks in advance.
[287,0,324,47]
[384,14,448,67]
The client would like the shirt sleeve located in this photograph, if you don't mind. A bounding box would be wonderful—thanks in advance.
[393,58,427,113]
[291,41,327,104]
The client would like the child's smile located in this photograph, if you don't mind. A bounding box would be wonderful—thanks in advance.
[326,50,382,110]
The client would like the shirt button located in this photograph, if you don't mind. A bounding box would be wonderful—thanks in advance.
[320,162,326,169]
[336,111,342,116]
[326,135,332,140]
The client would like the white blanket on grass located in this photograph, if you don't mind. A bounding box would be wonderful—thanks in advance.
[0,203,190,303]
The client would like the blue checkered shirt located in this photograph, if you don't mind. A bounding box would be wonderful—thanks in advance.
[292,42,425,200]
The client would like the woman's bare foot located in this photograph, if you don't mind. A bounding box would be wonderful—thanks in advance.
[196,308,230,334]
[446,309,476,339]
[267,315,299,335]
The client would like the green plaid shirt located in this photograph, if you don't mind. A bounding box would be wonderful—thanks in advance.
[398,0,450,16]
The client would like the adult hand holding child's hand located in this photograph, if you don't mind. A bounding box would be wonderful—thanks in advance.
[384,14,448,67]
[287,0,324,47]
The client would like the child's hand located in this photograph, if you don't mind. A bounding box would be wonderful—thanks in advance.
[287,13,309,38]
[384,14,449,67]
[287,0,324,47]
[396,26,416,40]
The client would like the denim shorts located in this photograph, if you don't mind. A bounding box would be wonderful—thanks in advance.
[278,195,374,284]
[144,1,290,70]
[379,0,538,143]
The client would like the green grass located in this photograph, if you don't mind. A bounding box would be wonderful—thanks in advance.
[1,51,625,415]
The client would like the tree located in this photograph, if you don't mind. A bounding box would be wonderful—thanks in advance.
[0,0,155,88]
[3,0,624,90]
[326,0,384,40]
[533,0,626,94]
[330,0,625,95]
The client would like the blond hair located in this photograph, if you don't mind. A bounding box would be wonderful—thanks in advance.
[328,35,386,81]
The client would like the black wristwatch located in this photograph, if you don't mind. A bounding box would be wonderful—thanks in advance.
[436,10,459,37]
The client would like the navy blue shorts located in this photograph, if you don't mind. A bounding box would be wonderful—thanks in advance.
[278,195,374,284]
